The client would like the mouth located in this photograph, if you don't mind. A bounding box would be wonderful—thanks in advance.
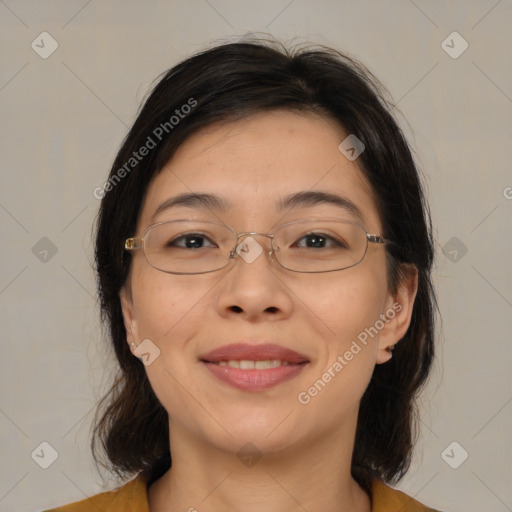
[209,359,298,369]
[200,343,309,391]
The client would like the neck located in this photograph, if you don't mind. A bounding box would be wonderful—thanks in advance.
[148,420,371,512]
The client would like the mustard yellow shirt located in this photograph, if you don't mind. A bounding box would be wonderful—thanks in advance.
[43,473,441,511]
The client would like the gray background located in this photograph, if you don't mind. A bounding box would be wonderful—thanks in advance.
[1,1,511,511]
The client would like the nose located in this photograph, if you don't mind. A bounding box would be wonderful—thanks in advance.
[216,234,294,322]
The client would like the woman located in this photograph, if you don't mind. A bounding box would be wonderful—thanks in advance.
[45,38,441,511]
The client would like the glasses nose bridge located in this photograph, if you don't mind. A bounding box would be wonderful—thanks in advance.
[231,231,276,259]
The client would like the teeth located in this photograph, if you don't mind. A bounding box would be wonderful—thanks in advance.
[256,359,282,369]
[214,359,288,369]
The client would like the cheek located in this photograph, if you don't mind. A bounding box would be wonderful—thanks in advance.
[296,275,387,417]
[300,263,389,346]
[129,265,207,344]
[128,269,210,414]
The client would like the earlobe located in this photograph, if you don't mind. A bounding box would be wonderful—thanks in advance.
[376,266,418,364]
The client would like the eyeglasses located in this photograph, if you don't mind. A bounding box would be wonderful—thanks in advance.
[124,218,390,275]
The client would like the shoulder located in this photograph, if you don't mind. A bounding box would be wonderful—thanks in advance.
[371,479,443,512]
[41,473,149,512]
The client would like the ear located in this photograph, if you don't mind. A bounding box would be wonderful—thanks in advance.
[119,284,139,346]
[376,265,418,364]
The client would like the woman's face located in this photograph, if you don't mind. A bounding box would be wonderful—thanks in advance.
[120,110,415,457]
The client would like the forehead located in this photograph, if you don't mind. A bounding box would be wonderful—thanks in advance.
[138,110,381,229]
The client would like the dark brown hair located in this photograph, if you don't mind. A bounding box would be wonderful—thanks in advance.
[92,37,436,495]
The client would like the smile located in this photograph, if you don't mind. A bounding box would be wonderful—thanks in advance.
[211,359,292,369]
[200,342,310,391]
[202,360,307,391]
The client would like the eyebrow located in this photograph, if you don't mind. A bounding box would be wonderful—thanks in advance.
[279,190,364,222]
[151,193,229,221]
[151,190,364,222]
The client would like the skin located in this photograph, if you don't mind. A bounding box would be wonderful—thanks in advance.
[120,110,418,512]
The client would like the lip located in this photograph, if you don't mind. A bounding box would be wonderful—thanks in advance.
[200,343,310,391]
[200,343,309,364]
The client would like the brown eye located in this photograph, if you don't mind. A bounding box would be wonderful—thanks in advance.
[293,233,346,249]
[168,234,217,249]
